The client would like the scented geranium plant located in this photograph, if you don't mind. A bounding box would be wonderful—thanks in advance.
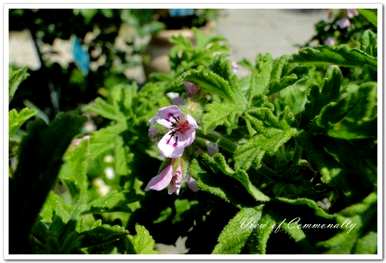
[9,9,377,254]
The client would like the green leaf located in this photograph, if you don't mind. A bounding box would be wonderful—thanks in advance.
[84,98,124,121]
[317,192,377,253]
[247,53,273,99]
[9,66,29,101]
[59,137,89,198]
[234,127,297,171]
[10,112,86,253]
[189,159,231,204]
[201,153,270,202]
[9,107,37,139]
[213,206,263,254]
[354,231,377,254]
[315,82,377,140]
[254,213,276,254]
[360,30,377,57]
[181,66,244,104]
[88,122,127,160]
[358,9,377,27]
[305,65,342,121]
[79,224,129,252]
[201,102,243,133]
[129,225,157,254]
[39,192,72,224]
[292,46,377,70]
[276,197,336,220]
[277,78,310,115]
[233,170,270,202]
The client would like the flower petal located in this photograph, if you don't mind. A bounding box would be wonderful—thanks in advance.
[145,164,174,191]
[158,131,186,158]
[186,114,198,129]
[168,164,183,195]
[152,105,184,129]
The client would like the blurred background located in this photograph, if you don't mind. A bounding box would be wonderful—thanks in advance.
[9,9,328,120]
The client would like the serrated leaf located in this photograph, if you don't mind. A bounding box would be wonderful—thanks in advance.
[88,122,127,159]
[39,192,72,224]
[182,66,244,104]
[234,127,297,171]
[255,213,276,254]
[9,66,29,101]
[212,206,262,254]
[84,98,124,121]
[247,53,273,99]
[317,192,377,253]
[79,224,129,251]
[129,225,157,254]
[201,102,243,133]
[360,30,377,57]
[9,107,37,139]
[276,197,336,220]
[213,206,263,254]
[59,137,89,198]
[292,46,377,70]
[277,78,310,115]
[201,153,270,202]
[189,159,231,204]
[315,82,377,140]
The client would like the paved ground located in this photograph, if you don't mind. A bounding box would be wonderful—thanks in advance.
[215,9,327,61]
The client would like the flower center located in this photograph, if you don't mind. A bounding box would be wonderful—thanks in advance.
[166,114,192,147]
[176,120,191,133]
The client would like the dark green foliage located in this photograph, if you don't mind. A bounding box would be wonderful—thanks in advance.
[10,112,86,253]
[8,9,378,255]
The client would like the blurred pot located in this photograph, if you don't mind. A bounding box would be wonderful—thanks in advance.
[144,21,215,76]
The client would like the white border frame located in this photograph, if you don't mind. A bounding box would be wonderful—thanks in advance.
[1,1,383,261]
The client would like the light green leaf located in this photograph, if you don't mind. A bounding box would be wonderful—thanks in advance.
[317,192,377,253]
[358,9,377,27]
[9,66,29,101]
[201,102,243,133]
[360,30,377,57]
[276,197,336,220]
[292,46,377,70]
[247,53,273,99]
[9,107,36,138]
[129,225,157,254]
[277,78,310,115]
[234,127,297,171]
[354,231,377,254]
[84,98,124,121]
[182,66,244,104]
[255,213,276,254]
[213,206,263,254]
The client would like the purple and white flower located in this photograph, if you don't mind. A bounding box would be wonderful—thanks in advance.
[337,17,351,29]
[347,9,358,18]
[145,159,198,195]
[150,105,198,158]
[231,62,239,74]
[324,37,336,46]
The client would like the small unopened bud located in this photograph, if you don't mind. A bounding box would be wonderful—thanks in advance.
[184,82,199,96]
